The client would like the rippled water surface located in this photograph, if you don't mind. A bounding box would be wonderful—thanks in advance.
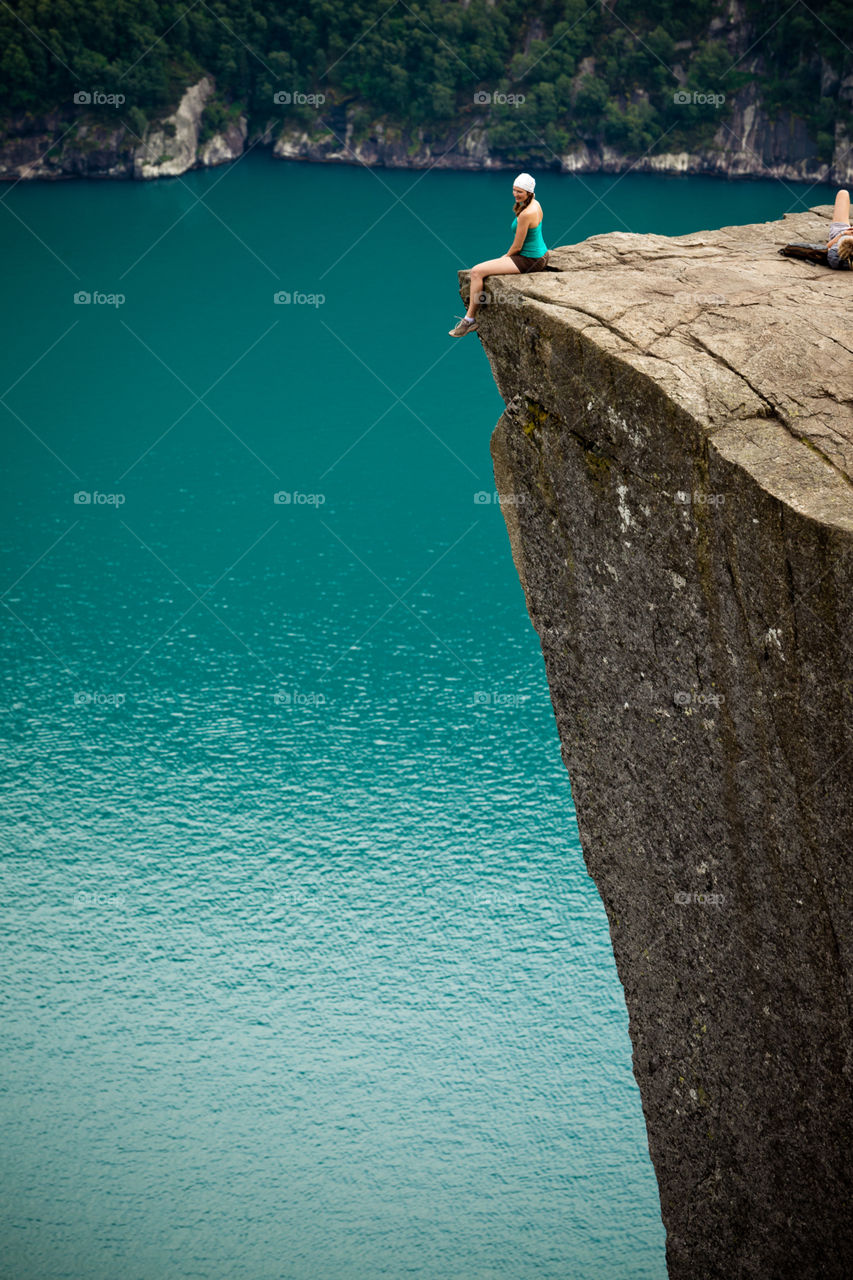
[1,157,832,1279]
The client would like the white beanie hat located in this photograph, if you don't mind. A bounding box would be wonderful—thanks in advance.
[513,172,536,192]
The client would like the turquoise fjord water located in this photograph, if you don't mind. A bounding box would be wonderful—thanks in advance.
[1,155,834,1280]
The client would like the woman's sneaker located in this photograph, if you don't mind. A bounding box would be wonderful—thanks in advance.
[449,316,478,337]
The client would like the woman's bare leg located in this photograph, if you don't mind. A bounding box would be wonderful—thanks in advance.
[833,189,850,224]
[466,255,522,318]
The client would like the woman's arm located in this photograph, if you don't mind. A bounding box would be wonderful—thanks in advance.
[507,208,534,256]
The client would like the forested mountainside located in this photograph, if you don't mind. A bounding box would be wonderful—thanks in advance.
[0,0,849,168]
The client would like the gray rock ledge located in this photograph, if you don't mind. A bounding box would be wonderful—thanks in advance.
[462,203,853,1280]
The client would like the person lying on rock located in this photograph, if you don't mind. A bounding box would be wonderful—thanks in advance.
[449,172,550,337]
[827,188,853,268]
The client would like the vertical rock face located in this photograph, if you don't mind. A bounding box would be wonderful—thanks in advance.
[198,115,248,168]
[133,78,215,179]
[464,207,853,1279]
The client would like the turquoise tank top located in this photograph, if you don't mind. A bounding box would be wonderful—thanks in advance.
[512,213,547,258]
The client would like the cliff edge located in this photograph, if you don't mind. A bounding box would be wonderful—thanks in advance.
[462,205,853,1279]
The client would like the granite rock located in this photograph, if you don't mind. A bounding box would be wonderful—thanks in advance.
[462,204,853,1279]
[133,78,214,179]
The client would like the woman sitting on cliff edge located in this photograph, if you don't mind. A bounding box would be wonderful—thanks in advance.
[449,172,549,337]
[827,188,853,268]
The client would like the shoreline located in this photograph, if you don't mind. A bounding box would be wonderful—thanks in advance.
[0,136,841,189]
[1,78,848,189]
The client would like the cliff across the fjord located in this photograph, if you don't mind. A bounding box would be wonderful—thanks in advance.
[461,206,853,1279]
[6,83,853,184]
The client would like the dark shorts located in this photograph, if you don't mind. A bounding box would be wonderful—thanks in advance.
[510,250,550,273]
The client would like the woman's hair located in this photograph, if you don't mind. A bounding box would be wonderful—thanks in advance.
[513,190,534,216]
[838,234,853,264]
